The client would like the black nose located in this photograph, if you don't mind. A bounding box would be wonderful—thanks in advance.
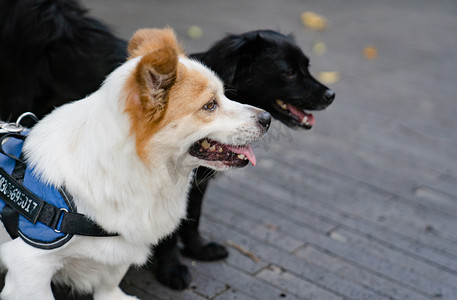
[258,111,271,131]
[324,89,335,104]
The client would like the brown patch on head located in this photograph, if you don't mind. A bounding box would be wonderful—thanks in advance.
[123,28,221,164]
[124,29,181,161]
[128,27,184,59]
[163,66,216,124]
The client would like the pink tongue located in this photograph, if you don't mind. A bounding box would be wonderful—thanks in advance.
[287,104,315,126]
[227,144,257,166]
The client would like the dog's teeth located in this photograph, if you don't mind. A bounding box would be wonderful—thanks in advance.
[301,116,308,124]
[276,99,287,110]
[237,154,246,160]
[218,147,223,153]
[209,145,216,152]
[201,139,210,149]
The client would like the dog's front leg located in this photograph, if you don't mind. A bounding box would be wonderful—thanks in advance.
[2,267,55,300]
[0,241,59,300]
[92,263,139,300]
[179,167,228,261]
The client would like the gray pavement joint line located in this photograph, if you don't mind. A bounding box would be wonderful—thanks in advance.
[237,167,457,262]
[211,179,457,269]
[201,216,399,300]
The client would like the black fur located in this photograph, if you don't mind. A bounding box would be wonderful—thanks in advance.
[192,30,335,128]
[0,0,127,122]
[154,30,335,290]
[0,1,334,291]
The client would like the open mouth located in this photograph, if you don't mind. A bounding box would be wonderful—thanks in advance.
[189,138,256,168]
[273,99,315,129]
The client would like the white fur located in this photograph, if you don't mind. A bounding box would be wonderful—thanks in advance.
[0,54,265,299]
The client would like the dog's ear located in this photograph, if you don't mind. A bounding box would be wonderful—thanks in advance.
[128,28,184,59]
[124,47,178,162]
[195,31,265,86]
[130,47,178,122]
[287,33,296,41]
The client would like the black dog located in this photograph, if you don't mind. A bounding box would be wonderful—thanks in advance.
[0,0,127,122]
[154,30,335,290]
[0,0,334,291]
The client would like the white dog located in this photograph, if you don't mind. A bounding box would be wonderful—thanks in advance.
[0,28,270,300]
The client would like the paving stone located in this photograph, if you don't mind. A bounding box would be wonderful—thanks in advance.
[213,288,258,300]
[432,174,457,197]
[250,150,457,241]
[296,246,431,300]
[207,182,338,236]
[248,223,305,253]
[256,265,343,300]
[204,198,308,253]
[289,227,457,299]
[219,171,457,263]
[203,180,457,298]
[200,217,386,300]
[413,186,457,216]
[120,267,206,300]
[203,204,457,299]
[329,228,457,288]
[192,261,301,300]
[186,269,228,299]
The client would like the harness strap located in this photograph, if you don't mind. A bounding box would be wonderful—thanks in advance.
[37,194,116,237]
[2,206,19,239]
[0,168,117,238]
[1,153,26,239]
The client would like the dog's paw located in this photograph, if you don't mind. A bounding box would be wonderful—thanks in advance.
[181,242,229,261]
[156,263,191,290]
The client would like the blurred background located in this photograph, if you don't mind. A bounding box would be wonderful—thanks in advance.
[75,0,457,299]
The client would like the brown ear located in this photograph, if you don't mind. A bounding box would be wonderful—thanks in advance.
[128,27,184,59]
[134,47,178,121]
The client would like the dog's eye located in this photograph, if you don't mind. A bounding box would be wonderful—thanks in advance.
[202,99,218,111]
[284,71,297,79]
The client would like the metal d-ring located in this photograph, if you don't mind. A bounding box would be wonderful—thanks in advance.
[54,208,69,233]
[16,112,38,127]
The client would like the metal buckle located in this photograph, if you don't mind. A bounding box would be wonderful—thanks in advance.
[54,208,69,233]
[0,112,38,134]
[0,122,23,134]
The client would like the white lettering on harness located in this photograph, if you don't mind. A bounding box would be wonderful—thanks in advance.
[0,170,43,222]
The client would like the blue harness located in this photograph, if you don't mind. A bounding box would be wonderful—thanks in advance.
[0,117,115,249]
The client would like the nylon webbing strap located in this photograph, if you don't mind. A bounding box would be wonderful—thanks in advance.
[1,152,27,239]
[0,168,116,237]
[0,168,44,223]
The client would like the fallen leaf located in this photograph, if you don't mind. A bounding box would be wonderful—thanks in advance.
[187,25,203,40]
[301,11,329,31]
[363,45,378,60]
[317,71,340,84]
[312,41,327,55]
